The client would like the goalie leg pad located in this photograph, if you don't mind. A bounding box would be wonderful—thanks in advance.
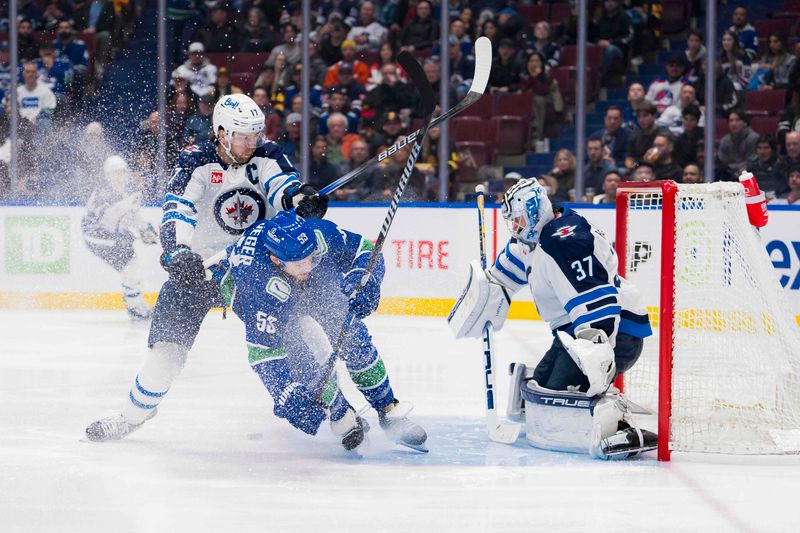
[521,380,626,455]
[447,260,511,339]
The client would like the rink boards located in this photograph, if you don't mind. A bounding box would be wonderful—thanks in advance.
[0,203,799,322]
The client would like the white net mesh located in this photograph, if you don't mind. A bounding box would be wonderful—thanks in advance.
[621,182,800,455]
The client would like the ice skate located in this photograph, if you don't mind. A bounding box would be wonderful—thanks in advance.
[331,407,370,452]
[85,409,157,442]
[593,421,657,460]
[378,400,428,453]
[124,293,151,321]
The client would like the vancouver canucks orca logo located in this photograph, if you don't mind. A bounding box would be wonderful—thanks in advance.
[214,189,266,234]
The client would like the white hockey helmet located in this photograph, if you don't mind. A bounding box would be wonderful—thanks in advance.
[501,177,554,246]
[103,155,130,193]
[212,93,265,137]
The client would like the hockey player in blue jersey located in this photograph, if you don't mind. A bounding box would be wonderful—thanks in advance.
[86,94,329,442]
[81,155,159,320]
[225,211,428,452]
[449,178,657,459]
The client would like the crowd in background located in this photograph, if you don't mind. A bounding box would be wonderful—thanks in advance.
[0,1,799,206]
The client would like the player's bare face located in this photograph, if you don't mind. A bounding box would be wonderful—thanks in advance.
[230,132,261,162]
[280,255,316,282]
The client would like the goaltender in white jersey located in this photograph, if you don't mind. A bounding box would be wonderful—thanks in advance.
[449,178,657,459]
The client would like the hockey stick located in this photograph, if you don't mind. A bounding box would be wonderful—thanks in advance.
[314,51,437,404]
[475,184,522,444]
[319,36,493,196]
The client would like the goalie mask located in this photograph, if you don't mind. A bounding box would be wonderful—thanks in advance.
[501,178,554,246]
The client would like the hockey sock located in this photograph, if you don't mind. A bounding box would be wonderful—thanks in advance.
[122,342,188,424]
[346,348,395,411]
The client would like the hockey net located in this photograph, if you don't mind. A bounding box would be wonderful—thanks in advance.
[615,181,800,460]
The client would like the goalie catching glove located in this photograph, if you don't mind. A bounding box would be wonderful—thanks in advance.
[282,184,329,219]
[556,329,616,397]
[447,260,511,338]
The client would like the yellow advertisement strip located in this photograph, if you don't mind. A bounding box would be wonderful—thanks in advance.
[2,293,799,328]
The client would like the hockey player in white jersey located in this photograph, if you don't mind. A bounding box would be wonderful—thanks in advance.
[86,93,328,441]
[81,155,159,320]
[449,178,657,459]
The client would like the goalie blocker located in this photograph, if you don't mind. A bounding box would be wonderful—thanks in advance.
[447,260,511,338]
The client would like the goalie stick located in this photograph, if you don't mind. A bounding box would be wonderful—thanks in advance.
[318,36,493,197]
[475,184,522,444]
[314,51,437,407]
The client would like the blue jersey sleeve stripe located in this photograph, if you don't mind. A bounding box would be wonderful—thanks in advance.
[504,243,526,272]
[164,194,197,213]
[619,317,653,338]
[494,259,527,286]
[264,171,299,190]
[571,305,622,328]
[268,178,300,206]
[564,285,618,314]
[162,211,197,227]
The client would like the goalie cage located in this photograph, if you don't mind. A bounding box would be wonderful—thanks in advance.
[614,180,800,461]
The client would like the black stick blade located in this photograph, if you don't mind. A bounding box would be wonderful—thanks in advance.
[397,52,436,118]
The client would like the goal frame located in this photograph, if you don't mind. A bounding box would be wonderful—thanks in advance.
[614,180,679,461]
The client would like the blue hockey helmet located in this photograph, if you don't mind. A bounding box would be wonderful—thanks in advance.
[262,211,318,263]
[501,177,554,246]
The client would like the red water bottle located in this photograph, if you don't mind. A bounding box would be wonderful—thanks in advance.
[738,171,769,227]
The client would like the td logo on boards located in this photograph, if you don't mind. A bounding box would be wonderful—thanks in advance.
[5,216,71,274]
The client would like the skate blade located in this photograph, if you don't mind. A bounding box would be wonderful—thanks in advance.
[604,443,657,458]
[397,440,429,453]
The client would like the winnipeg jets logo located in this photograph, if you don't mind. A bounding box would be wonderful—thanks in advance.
[552,225,577,239]
[225,200,254,225]
[214,189,266,234]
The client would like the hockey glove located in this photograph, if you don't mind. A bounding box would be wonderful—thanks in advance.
[161,246,206,287]
[282,184,329,218]
[273,382,326,435]
[140,223,159,245]
[341,268,381,319]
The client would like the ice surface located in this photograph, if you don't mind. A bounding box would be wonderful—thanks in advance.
[1,311,798,532]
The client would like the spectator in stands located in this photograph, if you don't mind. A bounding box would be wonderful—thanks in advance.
[449,18,472,52]
[658,83,702,136]
[251,86,282,141]
[284,63,324,116]
[17,19,40,62]
[335,138,374,201]
[417,124,456,198]
[400,0,439,53]
[520,52,556,144]
[646,54,690,114]
[489,38,523,94]
[347,1,388,53]
[35,44,74,98]
[592,105,629,166]
[317,18,348,65]
[305,39,330,87]
[307,135,337,190]
[554,2,578,47]
[370,111,404,155]
[588,0,633,79]
[196,2,239,53]
[645,132,682,181]
[695,61,739,117]
[278,111,302,163]
[684,30,706,82]
[175,42,217,97]
[592,170,622,204]
[323,112,359,167]
[673,104,703,168]
[760,34,798,92]
[718,109,759,176]
[83,0,116,76]
[747,134,788,195]
[330,63,366,114]
[183,93,214,145]
[168,68,194,104]
[54,20,89,73]
[239,7,275,53]
[316,0,359,28]
[132,111,165,190]
[457,8,476,40]
[537,174,567,202]
[213,66,242,97]
[414,57,455,118]
[626,0,660,65]
[496,7,528,42]
[720,30,752,91]
[769,166,800,204]
[166,90,193,149]
[268,23,302,66]
[324,40,370,88]
[479,19,499,50]
[784,131,800,167]
[584,137,616,190]
[681,163,703,184]
[550,148,577,197]
[631,161,655,182]
[363,63,413,124]
[253,66,286,114]
[728,6,758,62]
[17,61,57,125]
[623,82,645,128]
[319,87,359,134]
[445,35,476,100]
[530,21,561,71]
[0,43,10,102]
[271,51,293,89]
[625,101,668,170]
[372,136,427,201]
